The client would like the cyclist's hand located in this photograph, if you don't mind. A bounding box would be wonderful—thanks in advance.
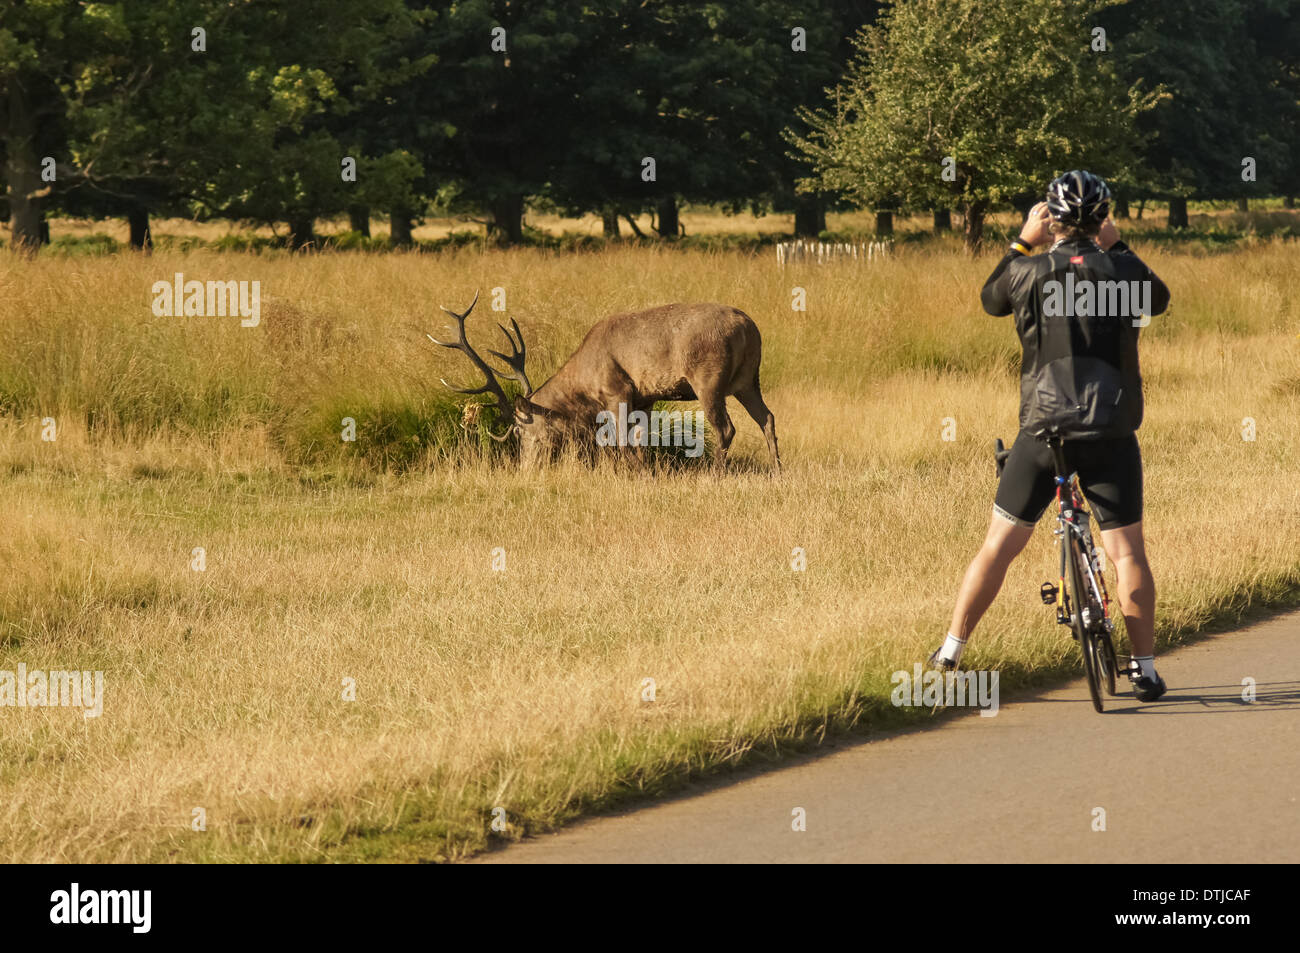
[1018,201,1052,247]
[1097,218,1120,250]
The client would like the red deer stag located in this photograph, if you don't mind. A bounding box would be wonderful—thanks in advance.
[429,292,779,470]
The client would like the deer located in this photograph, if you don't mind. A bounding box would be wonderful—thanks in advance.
[428,292,780,471]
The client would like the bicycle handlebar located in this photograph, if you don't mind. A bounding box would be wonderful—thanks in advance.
[994,438,1011,477]
[993,434,1069,481]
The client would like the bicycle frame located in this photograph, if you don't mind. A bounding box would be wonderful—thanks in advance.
[1046,439,1114,636]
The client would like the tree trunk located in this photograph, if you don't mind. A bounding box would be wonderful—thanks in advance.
[1011,193,1035,223]
[601,206,620,240]
[932,208,951,232]
[1236,197,1248,213]
[621,212,646,239]
[390,209,413,247]
[490,193,524,245]
[5,81,45,253]
[874,210,893,236]
[1136,199,1145,221]
[962,200,988,253]
[288,214,315,250]
[655,196,679,239]
[794,195,826,238]
[128,206,152,251]
[1284,196,1295,210]
[348,204,370,237]
[1113,196,1130,220]
[1168,197,1188,229]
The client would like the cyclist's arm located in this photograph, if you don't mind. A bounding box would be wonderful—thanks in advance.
[980,248,1028,316]
[1106,240,1171,315]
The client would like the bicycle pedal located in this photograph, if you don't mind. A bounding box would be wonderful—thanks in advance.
[1039,582,1058,605]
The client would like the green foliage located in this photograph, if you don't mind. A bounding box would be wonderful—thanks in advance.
[788,0,1166,247]
[45,233,122,256]
[281,393,473,471]
[6,0,1298,246]
[6,0,428,237]
[1099,0,1300,201]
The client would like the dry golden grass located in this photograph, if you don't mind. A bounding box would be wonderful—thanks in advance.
[1,238,1298,862]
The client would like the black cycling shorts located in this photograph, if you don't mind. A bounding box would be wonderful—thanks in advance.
[994,431,1143,531]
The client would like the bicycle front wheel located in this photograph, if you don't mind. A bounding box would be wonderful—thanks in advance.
[1068,537,1105,713]
[1098,633,1119,696]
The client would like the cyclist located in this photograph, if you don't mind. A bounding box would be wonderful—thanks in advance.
[927,170,1170,702]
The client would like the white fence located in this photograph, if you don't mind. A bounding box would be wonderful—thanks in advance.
[776,239,892,266]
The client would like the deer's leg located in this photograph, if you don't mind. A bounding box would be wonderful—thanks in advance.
[607,398,650,471]
[695,386,735,471]
[735,384,780,472]
[597,397,633,469]
[630,400,655,470]
[596,388,648,472]
[591,364,642,469]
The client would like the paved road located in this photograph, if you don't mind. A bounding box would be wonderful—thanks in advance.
[476,611,1299,863]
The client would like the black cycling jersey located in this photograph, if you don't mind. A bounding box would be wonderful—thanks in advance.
[982,237,1170,438]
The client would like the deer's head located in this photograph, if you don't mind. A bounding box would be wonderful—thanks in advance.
[510,394,573,468]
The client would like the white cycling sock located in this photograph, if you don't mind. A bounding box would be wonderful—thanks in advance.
[939,632,966,664]
[1133,655,1157,679]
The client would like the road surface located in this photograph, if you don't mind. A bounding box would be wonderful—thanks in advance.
[476,611,1299,863]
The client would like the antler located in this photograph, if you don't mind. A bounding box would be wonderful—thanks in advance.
[427,291,525,436]
[486,318,532,396]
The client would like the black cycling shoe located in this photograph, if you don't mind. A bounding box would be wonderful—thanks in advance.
[926,647,958,672]
[1130,673,1167,702]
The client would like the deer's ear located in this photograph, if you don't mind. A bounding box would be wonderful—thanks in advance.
[513,395,534,423]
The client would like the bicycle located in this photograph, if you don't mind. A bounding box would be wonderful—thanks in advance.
[995,434,1126,713]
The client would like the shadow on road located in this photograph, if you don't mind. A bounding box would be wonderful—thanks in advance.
[1019,680,1300,712]
[1104,680,1300,714]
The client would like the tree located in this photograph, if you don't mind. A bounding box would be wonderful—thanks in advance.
[17,0,422,251]
[624,1,863,240]
[319,2,438,246]
[788,0,1164,251]
[774,1,885,237]
[1,1,132,250]
[1099,0,1300,226]
[159,0,420,247]
[413,1,627,245]
[474,1,855,243]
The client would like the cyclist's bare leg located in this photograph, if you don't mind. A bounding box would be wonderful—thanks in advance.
[947,513,1034,641]
[1099,521,1155,657]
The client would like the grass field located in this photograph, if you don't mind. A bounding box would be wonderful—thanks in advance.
[2,228,1298,862]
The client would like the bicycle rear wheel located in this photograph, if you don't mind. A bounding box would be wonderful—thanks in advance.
[1068,537,1105,713]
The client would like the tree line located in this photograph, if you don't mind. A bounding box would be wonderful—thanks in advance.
[3,0,1297,253]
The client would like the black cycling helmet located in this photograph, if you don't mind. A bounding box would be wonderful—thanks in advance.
[1046,170,1111,226]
